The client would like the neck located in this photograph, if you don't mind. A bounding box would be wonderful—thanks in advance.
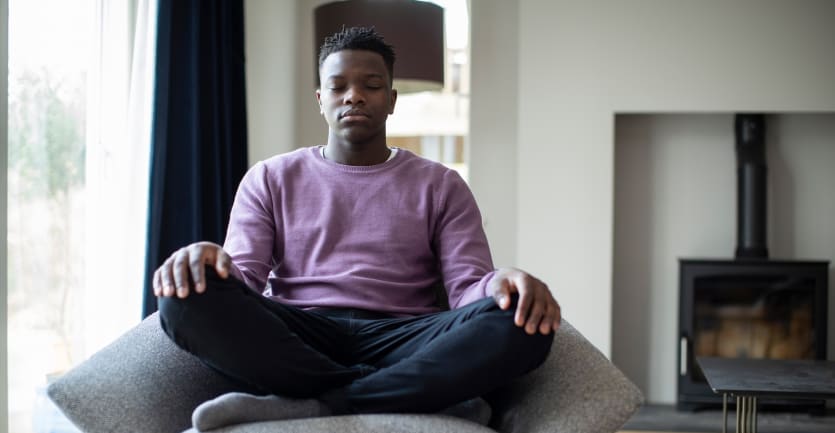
[324,135,390,166]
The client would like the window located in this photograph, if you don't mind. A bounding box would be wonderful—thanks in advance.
[6,1,156,431]
[386,0,470,180]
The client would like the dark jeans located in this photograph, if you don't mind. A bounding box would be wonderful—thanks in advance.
[157,267,553,414]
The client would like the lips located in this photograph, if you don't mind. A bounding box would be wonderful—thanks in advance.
[339,109,370,120]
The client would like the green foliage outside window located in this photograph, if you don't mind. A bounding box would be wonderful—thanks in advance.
[8,67,86,199]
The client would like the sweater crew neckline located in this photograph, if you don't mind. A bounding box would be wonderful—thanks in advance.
[311,145,406,173]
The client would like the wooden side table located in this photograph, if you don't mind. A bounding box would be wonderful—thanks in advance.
[697,357,835,433]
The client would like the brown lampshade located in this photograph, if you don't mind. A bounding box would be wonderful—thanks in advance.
[314,0,445,93]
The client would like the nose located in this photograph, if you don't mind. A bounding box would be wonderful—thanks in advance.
[343,85,366,105]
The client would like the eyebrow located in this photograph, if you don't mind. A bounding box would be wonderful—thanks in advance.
[325,73,385,81]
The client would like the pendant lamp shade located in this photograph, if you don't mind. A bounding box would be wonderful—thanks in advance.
[314,0,445,93]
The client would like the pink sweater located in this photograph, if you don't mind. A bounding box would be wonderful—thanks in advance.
[223,146,495,315]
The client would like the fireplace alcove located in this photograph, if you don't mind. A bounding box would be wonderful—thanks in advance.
[677,258,828,410]
[611,113,835,407]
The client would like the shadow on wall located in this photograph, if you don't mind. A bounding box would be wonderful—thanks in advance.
[612,114,655,397]
[768,115,795,259]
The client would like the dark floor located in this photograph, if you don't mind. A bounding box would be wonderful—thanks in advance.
[622,404,835,433]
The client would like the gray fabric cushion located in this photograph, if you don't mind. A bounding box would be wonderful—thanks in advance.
[47,309,642,433]
[181,414,496,433]
[487,320,644,433]
[47,312,241,433]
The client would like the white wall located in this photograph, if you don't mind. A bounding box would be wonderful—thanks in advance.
[296,0,332,151]
[245,0,331,162]
[613,113,835,404]
[469,0,518,268]
[244,0,298,164]
[1,0,9,429]
[517,0,835,357]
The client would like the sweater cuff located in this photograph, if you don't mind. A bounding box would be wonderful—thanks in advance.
[454,270,497,308]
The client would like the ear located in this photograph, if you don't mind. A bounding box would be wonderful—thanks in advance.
[388,88,398,115]
[315,89,323,114]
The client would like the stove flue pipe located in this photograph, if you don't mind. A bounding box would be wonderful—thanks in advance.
[735,114,769,259]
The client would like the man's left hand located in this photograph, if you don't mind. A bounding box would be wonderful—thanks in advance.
[488,268,561,335]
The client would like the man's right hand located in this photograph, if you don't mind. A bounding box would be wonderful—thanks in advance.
[153,241,233,298]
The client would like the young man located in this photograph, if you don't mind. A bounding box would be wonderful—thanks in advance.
[154,27,560,427]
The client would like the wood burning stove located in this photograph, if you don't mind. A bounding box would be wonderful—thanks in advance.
[677,259,828,409]
[676,115,830,410]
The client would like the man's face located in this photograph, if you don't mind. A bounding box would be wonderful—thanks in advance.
[316,49,397,144]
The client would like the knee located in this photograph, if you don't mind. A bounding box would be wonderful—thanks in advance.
[157,270,234,343]
[158,288,231,355]
[157,283,210,327]
[157,294,192,345]
[491,311,553,348]
[524,328,554,372]
[480,302,554,373]
[158,266,240,316]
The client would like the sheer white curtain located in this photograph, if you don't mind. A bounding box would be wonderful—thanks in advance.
[1,2,9,432]
[83,0,157,357]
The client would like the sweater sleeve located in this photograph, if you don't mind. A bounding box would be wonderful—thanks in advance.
[433,170,496,309]
[223,162,277,292]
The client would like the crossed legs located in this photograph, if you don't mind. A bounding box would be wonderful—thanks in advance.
[158,267,554,414]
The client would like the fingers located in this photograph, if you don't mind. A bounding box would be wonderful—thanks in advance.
[153,268,162,297]
[522,294,560,335]
[153,241,228,298]
[490,279,513,310]
[162,255,179,296]
[513,274,542,327]
[515,282,534,328]
[188,244,208,294]
[539,299,562,334]
[524,300,545,335]
[538,303,553,335]
[173,248,191,298]
[496,268,560,336]
[188,244,232,294]
[551,300,562,333]
[215,248,231,279]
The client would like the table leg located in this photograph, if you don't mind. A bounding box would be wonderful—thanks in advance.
[744,396,750,432]
[734,395,758,433]
[722,393,727,433]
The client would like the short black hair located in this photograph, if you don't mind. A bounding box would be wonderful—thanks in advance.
[318,26,396,84]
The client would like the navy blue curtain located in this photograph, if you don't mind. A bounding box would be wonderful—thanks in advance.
[143,0,248,317]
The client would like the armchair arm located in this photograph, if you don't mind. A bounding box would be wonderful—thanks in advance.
[487,320,643,433]
[48,312,241,433]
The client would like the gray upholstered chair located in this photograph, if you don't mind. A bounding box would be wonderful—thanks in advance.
[48,312,643,433]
